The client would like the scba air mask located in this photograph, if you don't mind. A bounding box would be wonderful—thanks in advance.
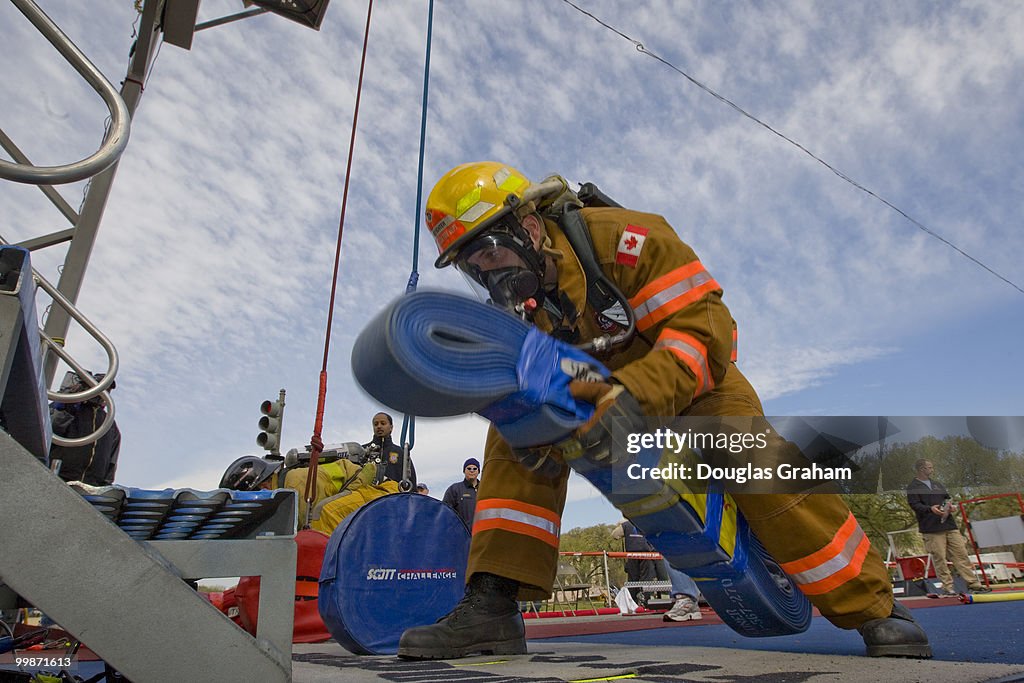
[455,229,546,317]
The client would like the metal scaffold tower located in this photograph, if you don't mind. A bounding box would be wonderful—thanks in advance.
[0,2,329,679]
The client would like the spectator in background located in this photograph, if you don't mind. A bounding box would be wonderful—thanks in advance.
[416,483,430,495]
[907,459,991,596]
[611,518,662,602]
[49,372,120,486]
[443,458,480,529]
[612,518,701,621]
[363,411,416,487]
[662,564,703,622]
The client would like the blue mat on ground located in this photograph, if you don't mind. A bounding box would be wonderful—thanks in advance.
[541,602,1024,665]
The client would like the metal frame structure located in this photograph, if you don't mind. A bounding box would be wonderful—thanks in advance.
[957,492,1024,589]
[1,2,334,679]
[551,562,599,617]
[0,0,131,186]
[1,0,160,390]
[883,526,952,596]
[1,430,297,681]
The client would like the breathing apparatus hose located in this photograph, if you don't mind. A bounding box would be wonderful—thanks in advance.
[520,177,637,354]
[351,290,812,636]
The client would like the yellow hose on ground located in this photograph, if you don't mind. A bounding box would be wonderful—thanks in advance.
[960,591,1024,604]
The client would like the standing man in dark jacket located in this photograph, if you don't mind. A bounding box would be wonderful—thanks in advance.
[363,411,416,487]
[443,458,480,530]
[612,519,664,602]
[906,459,990,595]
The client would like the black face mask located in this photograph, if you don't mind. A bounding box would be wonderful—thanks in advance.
[478,266,542,310]
[456,229,546,315]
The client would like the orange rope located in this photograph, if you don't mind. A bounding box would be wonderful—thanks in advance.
[304,0,375,528]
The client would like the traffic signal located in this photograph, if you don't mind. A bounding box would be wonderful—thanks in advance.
[257,389,286,456]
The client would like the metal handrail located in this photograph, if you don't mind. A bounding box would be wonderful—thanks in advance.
[0,239,118,447]
[0,0,131,185]
[43,346,116,448]
[32,273,119,404]
[8,255,121,448]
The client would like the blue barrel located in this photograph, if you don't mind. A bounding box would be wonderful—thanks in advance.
[318,493,471,654]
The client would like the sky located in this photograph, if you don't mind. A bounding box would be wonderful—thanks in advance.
[2,0,1023,533]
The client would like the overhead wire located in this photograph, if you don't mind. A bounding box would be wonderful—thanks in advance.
[560,0,1022,296]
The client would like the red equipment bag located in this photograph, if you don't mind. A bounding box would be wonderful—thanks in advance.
[235,528,332,643]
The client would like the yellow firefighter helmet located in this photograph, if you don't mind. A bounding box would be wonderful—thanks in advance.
[426,161,531,267]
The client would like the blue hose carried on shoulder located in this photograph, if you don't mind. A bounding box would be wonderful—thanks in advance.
[352,290,811,636]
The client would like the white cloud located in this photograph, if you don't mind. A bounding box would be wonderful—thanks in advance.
[3,1,1022,521]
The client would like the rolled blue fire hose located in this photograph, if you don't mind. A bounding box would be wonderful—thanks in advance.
[567,445,811,636]
[352,290,811,636]
[351,290,607,448]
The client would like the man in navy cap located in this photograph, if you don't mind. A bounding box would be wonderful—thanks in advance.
[443,458,480,530]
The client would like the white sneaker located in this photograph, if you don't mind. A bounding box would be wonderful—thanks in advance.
[663,597,702,622]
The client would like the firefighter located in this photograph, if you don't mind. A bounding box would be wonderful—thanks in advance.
[362,411,417,487]
[397,162,931,659]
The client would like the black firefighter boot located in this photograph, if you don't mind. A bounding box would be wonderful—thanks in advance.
[858,601,932,658]
[397,572,527,659]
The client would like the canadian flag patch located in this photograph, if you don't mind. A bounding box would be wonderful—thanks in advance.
[615,224,649,268]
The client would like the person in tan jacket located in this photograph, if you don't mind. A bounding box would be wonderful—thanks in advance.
[397,162,930,660]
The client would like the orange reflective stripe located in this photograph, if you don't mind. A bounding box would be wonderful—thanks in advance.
[472,498,561,549]
[779,513,871,596]
[731,326,738,363]
[653,329,714,397]
[475,498,561,524]
[472,518,560,549]
[629,261,721,332]
[796,535,872,595]
[781,513,858,574]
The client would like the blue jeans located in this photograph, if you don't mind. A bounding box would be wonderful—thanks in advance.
[664,560,700,600]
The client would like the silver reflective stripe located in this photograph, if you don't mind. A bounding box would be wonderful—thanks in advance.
[654,337,712,394]
[474,507,560,538]
[788,525,866,585]
[634,270,713,320]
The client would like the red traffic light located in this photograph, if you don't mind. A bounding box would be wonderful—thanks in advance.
[261,399,283,418]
